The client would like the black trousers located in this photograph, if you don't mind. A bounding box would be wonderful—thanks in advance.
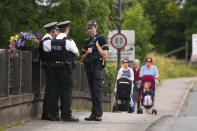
[86,65,104,117]
[50,68,73,118]
[42,69,53,117]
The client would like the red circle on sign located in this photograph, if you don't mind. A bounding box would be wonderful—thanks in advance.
[110,33,127,50]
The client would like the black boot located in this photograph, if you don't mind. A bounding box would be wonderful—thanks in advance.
[85,115,95,121]
[62,116,79,122]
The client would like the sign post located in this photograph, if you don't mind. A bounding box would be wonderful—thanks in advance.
[118,0,122,70]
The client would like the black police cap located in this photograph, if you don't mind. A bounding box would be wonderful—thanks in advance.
[86,20,97,28]
[43,22,58,31]
[57,21,71,28]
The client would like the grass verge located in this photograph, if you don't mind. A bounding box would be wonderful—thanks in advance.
[147,53,197,80]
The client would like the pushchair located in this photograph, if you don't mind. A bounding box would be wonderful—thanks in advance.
[112,76,134,113]
[140,75,157,115]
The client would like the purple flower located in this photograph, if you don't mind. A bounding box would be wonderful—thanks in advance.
[33,32,36,36]
[21,41,25,47]
[27,36,33,40]
[36,32,43,39]
[22,32,28,39]
[28,30,32,33]
[21,32,33,41]
[16,38,25,47]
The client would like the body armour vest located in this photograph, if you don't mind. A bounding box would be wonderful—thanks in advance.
[39,37,53,63]
[85,34,102,62]
[51,37,75,63]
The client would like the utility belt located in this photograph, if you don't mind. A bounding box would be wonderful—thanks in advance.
[49,61,72,71]
[84,58,106,71]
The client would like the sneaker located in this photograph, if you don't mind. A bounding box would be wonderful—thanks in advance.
[62,116,79,122]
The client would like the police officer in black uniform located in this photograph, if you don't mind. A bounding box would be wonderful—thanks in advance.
[40,22,59,121]
[49,21,80,122]
[81,20,109,121]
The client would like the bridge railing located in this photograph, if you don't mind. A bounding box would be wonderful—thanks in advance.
[0,49,112,124]
[0,49,110,102]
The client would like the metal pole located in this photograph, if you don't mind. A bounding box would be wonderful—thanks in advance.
[185,41,188,63]
[118,0,122,33]
[117,0,122,71]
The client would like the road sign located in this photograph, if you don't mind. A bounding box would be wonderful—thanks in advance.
[107,45,135,61]
[108,30,135,46]
[110,33,127,50]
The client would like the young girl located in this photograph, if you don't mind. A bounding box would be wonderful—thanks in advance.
[142,82,154,114]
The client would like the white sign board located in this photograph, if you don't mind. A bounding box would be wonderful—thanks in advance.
[111,33,127,50]
[107,30,135,61]
[107,45,135,61]
[191,34,197,62]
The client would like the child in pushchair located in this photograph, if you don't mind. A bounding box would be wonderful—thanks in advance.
[112,76,134,113]
[140,75,157,115]
[142,82,154,114]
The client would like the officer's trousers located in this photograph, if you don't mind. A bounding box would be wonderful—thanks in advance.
[86,66,104,117]
[42,68,53,118]
[50,68,73,118]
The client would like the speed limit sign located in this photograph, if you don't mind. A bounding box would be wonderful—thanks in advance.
[110,33,127,50]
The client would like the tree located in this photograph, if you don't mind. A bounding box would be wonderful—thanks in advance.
[0,0,118,52]
[122,2,155,59]
[0,0,42,48]
[138,0,185,54]
[181,0,197,41]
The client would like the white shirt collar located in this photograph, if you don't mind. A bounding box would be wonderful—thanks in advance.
[42,33,53,40]
[56,33,67,39]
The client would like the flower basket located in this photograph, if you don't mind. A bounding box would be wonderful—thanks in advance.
[9,30,43,62]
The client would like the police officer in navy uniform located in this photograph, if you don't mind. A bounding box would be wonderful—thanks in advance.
[40,22,59,121]
[81,20,109,121]
[49,21,80,122]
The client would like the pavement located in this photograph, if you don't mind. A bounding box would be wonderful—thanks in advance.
[147,77,197,131]
[181,81,197,117]
[154,77,196,116]
[6,77,197,131]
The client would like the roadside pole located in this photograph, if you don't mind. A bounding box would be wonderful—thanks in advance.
[117,0,122,71]
[185,41,188,63]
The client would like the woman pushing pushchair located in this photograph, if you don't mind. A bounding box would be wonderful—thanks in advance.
[113,59,134,113]
[139,57,159,114]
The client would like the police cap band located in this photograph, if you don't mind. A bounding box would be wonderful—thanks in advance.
[43,22,58,30]
[86,20,97,28]
[57,21,71,28]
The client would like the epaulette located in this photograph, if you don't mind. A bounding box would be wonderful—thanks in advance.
[42,37,52,41]
[63,36,72,41]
